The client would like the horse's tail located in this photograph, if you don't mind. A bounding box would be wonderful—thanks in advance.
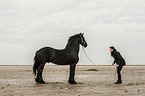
[33,52,40,76]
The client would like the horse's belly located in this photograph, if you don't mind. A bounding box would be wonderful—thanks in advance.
[51,56,69,65]
[51,60,69,65]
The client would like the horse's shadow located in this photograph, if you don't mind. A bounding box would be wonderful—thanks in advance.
[35,82,84,85]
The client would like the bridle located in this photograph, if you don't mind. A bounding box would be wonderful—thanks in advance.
[80,35,86,46]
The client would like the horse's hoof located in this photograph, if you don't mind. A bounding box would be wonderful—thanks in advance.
[35,78,39,83]
[72,82,77,84]
[40,81,45,84]
[68,80,77,84]
[35,78,45,84]
[69,82,77,84]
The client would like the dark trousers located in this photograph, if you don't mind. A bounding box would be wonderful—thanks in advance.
[117,65,123,82]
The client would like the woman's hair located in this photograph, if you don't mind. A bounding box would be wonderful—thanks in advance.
[110,46,116,51]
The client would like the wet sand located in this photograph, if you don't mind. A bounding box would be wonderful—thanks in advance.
[0,65,145,96]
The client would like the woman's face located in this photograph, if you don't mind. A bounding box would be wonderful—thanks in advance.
[109,48,114,53]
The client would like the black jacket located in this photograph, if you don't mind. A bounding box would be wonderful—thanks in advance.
[111,50,126,66]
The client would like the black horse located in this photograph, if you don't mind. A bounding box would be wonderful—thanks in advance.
[33,33,88,84]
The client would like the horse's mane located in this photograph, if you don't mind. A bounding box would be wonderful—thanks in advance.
[68,34,80,42]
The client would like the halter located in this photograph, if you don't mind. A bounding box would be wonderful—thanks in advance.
[80,35,85,46]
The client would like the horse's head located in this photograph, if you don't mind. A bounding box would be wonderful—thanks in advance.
[79,33,88,48]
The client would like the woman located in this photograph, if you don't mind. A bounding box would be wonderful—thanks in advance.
[110,46,126,84]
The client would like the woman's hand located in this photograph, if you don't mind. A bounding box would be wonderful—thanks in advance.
[116,65,119,67]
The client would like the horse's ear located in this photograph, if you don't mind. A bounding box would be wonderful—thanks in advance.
[80,32,84,35]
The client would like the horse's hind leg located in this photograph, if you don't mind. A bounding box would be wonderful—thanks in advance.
[35,63,46,84]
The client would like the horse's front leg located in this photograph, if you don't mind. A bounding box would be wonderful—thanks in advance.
[68,64,77,84]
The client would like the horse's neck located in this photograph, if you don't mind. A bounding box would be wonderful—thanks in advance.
[65,39,80,53]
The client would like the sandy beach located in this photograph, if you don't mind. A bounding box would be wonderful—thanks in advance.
[0,65,145,96]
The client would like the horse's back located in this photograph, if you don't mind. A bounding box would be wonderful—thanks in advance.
[37,47,53,54]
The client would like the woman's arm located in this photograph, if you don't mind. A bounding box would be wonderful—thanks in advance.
[115,52,122,65]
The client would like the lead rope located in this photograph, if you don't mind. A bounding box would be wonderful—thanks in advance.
[82,46,116,83]
[82,46,97,66]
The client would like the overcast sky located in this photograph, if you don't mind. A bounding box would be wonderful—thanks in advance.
[0,0,145,65]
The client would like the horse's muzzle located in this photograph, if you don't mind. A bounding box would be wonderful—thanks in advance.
[83,43,88,48]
